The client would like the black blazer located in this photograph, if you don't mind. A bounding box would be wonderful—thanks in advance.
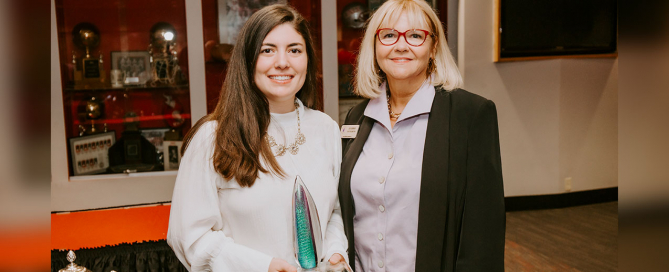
[339,88,505,272]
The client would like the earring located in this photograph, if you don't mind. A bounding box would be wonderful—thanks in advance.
[427,58,435,75]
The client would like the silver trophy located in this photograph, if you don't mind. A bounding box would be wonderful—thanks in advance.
[292,176,352,272]
[58,250,91,272]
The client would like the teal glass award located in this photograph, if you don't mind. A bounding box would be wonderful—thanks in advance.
[292,176,351,272]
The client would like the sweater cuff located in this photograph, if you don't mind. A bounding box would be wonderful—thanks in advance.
[210,245,272,272]
[200,240,273,272]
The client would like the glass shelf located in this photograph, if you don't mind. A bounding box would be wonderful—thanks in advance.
[68,170,178,182]
[63,84,190,92]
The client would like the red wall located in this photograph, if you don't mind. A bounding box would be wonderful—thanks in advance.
[57,0,189,77]
[52,205,171,250]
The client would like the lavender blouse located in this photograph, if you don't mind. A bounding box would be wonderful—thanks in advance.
[350,79,435,272]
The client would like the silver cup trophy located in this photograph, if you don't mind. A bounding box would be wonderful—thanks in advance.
[58,250,90,272]
[292,176,352,272]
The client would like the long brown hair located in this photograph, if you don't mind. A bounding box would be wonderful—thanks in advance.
[181,4,321,187]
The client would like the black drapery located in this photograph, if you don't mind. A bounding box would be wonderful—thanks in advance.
[51,240,186,272]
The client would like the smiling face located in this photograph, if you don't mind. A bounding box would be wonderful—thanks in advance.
[254,23,308,112]
[375,12,434,83]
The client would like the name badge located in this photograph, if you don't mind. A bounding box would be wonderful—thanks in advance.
[341,125,359,139]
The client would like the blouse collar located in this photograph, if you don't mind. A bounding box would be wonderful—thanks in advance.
[364,76,436,129]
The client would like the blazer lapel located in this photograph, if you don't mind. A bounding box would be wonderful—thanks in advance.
[340,115,373,209]
[415,90,451,271]
[339,111,374,266]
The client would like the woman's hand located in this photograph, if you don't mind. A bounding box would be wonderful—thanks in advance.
[328,253,345,265]
[268,258,297,272]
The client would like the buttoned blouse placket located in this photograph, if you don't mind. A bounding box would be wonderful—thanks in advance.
[354,102,395,272]
[352,80,434,272]
[367,110,422,272]
[378,121,394,271]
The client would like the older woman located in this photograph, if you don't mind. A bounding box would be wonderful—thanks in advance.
[339,0,505,271]
[167,5,348,272]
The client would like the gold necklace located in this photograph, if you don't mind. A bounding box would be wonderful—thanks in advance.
[387,92,401,120]
[266,101,306,156]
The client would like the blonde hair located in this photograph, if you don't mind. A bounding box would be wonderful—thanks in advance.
[354,0,463,98]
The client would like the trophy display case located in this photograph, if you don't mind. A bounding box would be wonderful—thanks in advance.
[55,0,192,177]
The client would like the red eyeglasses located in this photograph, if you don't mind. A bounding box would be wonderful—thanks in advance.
[375,28,432,46]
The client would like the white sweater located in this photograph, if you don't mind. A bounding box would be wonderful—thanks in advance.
[167,100,348,271]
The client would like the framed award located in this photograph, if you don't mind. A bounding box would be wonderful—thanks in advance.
[163,140,183,171]
[69,131,116,176]
[110,51,151,86]
[140,127,170,152]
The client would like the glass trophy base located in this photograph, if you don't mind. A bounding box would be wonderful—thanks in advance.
[298,262,352,272]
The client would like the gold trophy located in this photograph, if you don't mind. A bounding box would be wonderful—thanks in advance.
[80,96,104,135]
[72,22,106,89]
[148,22,184,86]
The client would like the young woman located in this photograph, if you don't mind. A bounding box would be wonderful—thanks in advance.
[167,5,347,272]
[339,0,505,271]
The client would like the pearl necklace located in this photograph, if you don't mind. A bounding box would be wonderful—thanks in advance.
[387,92,401,120]
[266,101,306,156]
